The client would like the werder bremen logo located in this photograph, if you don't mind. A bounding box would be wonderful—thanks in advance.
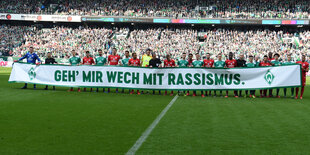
[28,67,36,80]
[264,70,274,85]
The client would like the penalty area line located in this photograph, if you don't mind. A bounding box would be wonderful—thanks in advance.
[126,95,179,155]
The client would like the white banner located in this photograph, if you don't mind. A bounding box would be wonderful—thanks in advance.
[9,63,302,90]
[0,13,81,22]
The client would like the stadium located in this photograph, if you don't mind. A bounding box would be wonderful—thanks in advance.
[0,0,310,154]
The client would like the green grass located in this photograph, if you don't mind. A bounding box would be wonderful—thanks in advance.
[138,96,310,154]
[0,67,173,154]
[1,67,310,154]
[0,67,11,74]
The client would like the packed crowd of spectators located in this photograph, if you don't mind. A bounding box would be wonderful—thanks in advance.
[0,25,35,56]
[0,0,50,14]
[1,24,309,62]
[199,29,310,61]
[1,0,309,19]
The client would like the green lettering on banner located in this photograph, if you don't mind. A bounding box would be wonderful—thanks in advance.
[202,73,206,85]
[206,73,213,85]
[143,73,152,85]
[62,70,68,82]
[225,74,233,85]
[124,72,131,84]
[132,72,139,84]
[11,64,301,90]
[117,72,124,83]
[234,74,241,85]
[92,71,95,83]
[157,73,164,85]
[215,74,224,85]
[185,73,192,85]
[68,71,75,82]
[55,70,61,81]
[107,71,117,83]
[176,73,184,85]
[96,71,103,82]
[83,71,91,82]
[153,73,157,85]
[194,73,201,85]
[168,73,176,85]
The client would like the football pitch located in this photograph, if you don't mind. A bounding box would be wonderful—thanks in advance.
[1,67,310,154]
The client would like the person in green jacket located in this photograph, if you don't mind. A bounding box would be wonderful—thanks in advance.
[192,53,204,97]
[121,51,130,67]
[121,51,130,93]
[95,49,107,92]
[68,50,81,92]
[271,53,282,98]
[245,55,256,98]
[177,53,189,96]
[214,54,226,97]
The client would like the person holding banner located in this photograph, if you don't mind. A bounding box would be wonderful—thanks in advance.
[68,50,81,92]
[141,49,152,67]
[44,52,57,90]
[164,54,175,96]
[121,51,130,93]
[83,51,95,65]
[267,52,275,97]
[214,53,226,97]
[185,53,194,96]
[245,55,256,98]
[254,56,261,67]
[15,46,41,89]
[149,53,162,68]
[203,53,214,97]
[107,48,121,93]
[268,52,275,61]
[271,53,282,98]
[95,49,107,92]
[237,54,246,97]
[259,55,272,98]
[283,54,295,98]
[141,49,152,94]
[149,52,162,95]
[177,52,189,96]
[177,53,189,68]
[95,49,107,66]
[295,55,309,100]
[225,52,238,98]
[129,53,141,95]
[192,53,204,97]
[82,51,95,92]
[121,51,130,67]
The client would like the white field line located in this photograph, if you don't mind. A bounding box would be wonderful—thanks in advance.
[126,95,179,155]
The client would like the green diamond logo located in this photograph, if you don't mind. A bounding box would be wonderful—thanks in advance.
[28,67,36,81]
[264,70,274,85]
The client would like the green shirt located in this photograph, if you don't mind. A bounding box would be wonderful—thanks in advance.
[283,61,295,65]
[192,60,203,68]
[254,61,260,67]
[246,62,255,68]
[214,61,225,68]
[271,60,282,66]
[69,57,81,66]
[121,58,130,66]
[95,56,107,66]
[178,59,188,68]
